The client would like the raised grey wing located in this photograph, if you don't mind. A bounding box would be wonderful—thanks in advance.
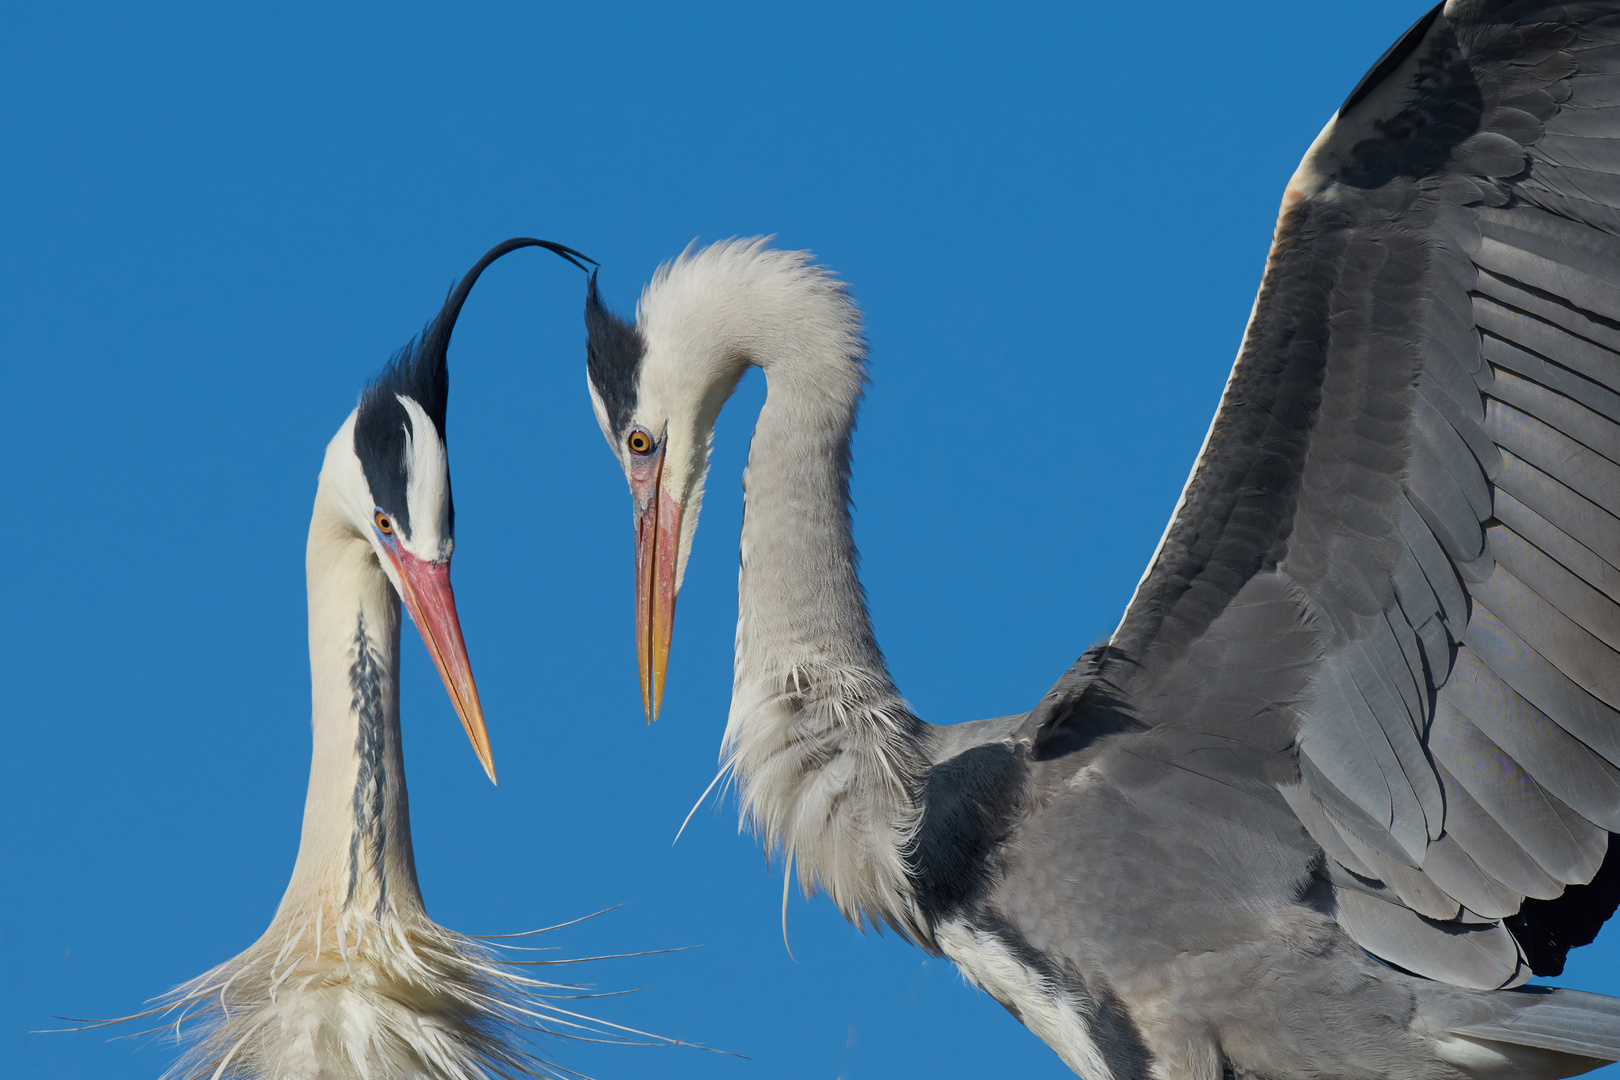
[1037,1,1620,990]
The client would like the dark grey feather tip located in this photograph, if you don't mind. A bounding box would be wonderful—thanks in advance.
[1338,2,1443,118]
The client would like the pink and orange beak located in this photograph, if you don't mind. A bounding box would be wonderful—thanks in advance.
[387,545,496,783]
[631,440,682,722]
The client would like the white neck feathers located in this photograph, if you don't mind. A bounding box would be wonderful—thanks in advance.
[283,455,423,923]
[642,241,927,937]
[156,430,551,1080]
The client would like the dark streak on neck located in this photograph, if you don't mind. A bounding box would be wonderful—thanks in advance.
[347,609,389,916]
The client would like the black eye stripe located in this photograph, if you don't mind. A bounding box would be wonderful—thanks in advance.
[586,274,645,438]
[354,396,414,539]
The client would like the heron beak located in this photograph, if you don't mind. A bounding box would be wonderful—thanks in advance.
[390,548,497,783]
[631,443,682,723]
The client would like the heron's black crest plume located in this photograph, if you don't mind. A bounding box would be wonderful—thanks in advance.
[585,269,645,440]
[354,237,595,538]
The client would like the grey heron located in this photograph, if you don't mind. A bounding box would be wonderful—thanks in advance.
[149,237,610,1080]
[585,4,1620,1078]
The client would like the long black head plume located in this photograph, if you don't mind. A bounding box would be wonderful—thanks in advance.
[355,237,595,539]
[585,269,646,441]
[361,238,596,442]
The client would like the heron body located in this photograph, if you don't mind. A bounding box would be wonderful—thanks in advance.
[586,4,1620,1078]
[159,239,593,1080]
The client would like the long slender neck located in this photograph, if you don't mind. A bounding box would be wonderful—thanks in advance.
[277,471,422,926]
[732,358,899,727]
[169,459,544,1080]
[712,284,927,939]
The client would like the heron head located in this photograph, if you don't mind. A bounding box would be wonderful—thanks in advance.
[338,286,495,781]
[328,238,595,779]
[585,249,762,722]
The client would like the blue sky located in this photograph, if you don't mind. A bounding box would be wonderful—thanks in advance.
[6,2,1618,1078]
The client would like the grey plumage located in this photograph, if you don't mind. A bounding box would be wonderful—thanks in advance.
[1066,0,1620,996]
[585,3,1620,1077]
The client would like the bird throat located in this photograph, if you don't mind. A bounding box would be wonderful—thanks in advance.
[283,522,426,931]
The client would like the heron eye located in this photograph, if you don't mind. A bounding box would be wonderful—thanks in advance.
[627,430,653,455]
[374,512,394,535]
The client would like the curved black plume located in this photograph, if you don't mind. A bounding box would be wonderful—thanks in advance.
[354,237,594,539]
[368,238,596,441]
[427,239,598,395]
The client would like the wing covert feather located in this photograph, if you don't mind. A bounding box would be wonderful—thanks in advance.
[1037,1,1620,986]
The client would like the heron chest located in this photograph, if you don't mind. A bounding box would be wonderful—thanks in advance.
[936,917,1136,1080]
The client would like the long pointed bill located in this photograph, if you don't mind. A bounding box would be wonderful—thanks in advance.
[632,445,682,723]
[390,548,496,783]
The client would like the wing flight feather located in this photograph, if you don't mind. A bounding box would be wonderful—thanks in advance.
[1040,1,1620,988]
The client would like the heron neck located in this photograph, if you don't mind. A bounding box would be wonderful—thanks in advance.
[278,471,423,923]
[725,323,926,938]
[734,360,894,710]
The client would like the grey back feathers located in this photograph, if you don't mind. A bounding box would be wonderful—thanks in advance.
[1024,0,1620,992]
[354,238,593,539]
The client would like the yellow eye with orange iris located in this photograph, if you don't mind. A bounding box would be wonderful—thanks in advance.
[375,512,394,535]
[627,430,653,455]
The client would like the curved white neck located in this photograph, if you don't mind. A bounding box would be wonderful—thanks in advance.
[695,281,926,938]
[277,463,422,924]
[731,352,896,724]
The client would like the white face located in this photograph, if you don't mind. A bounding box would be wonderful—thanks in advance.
[321,389,495,780]
[589,347,745,591]
[326,401,453,598]
[588,237,854,722]
[591,237,848,597]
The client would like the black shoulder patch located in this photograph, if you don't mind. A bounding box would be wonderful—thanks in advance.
[585,270,645,439]
[354,237,595,537]
[908,743,1026,924]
